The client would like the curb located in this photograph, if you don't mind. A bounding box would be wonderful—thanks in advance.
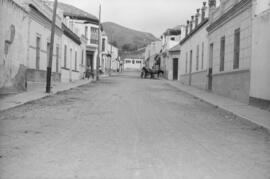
[167,82,270,131]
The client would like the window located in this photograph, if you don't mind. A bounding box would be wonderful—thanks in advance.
[132,60,135,64]
[75,51,77,71]
[190,50,193,73]
[201,42,204,70]
[196,45,199,71]
[36,36,41,70]
[81,50,84,65]
[70,48,72,68]
[64,45,67,68]
[102,38,105,52]
[185,52,188,74]
[171,37,175,41]
[220,36,225,71]
[136,61,141,64]
[90,27,99,44]
[233,28,240,69]
[56,46,59,72]
[85,26,88,38]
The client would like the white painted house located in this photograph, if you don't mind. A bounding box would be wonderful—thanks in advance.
[0,0,29,93]
[124,58,143,71]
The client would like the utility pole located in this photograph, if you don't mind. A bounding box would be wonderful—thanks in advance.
[46,0,58,93]
[96,4,101,81]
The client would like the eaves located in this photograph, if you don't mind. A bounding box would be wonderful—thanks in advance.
[207,0,252,33]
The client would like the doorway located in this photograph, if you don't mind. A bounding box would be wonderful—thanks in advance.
[86,52,94,72]
[173,58,178,80]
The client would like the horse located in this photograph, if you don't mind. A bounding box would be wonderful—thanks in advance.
[141,67,164,79]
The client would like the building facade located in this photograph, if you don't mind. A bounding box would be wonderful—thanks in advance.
[160,28,182,79]
[56,2,100,77]
[26,0,62,83]
[249,0,270,106]
[167,44,180,80]
[207,0,253,102]
[124,58,143,71]
[180,2,209,89]
[0,0,28,93]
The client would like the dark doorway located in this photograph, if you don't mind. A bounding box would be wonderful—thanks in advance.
[208,43,214,91]
[173,58,178,80]
[86,51,94,72]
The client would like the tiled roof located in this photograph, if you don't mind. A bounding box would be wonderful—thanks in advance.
[48,1,99,24]
[169,44,180,52]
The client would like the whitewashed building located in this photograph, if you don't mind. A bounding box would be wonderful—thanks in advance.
[55,2,100,77]
[249,0,270,106]
[160,28,182,79]
[124,58,143,71]
[0,0,28,93]
[179,2,209,89]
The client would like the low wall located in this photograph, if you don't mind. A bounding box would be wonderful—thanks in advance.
[0,65,27,94]
[180,71,207,90]
[180,74,189,86]
[191,71,208,90]
[212,70,250,103]
[27,69,61,83]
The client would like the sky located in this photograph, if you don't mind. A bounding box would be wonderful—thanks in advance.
[59,0,209,37]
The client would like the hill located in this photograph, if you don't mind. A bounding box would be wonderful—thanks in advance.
[102,22,158,52]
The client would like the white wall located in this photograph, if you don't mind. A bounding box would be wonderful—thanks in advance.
[0,0,28,90]
[28,16,62,72]
[124,58,143,70]
[179,25,208,77]
[253,0,270,14]
[61,34,83,82]
[250,8,270,100]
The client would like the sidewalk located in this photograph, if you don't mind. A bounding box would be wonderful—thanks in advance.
[167,81,270,130]
[0,79,92,112]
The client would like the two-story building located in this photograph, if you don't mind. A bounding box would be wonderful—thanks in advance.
[55,2,100,77]
[160,27,182,80]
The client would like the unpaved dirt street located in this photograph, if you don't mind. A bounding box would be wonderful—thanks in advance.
[0,72,270,179]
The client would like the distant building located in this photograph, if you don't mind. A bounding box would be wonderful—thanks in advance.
[179,2,209,89]
[144,40,162,69]
[124,58,143,71]
[167,44,180,80]
[160,27,183,80]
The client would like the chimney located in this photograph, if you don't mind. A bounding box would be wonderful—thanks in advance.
[208,0,216,23]
[186,20,189,36]
[190,16,194,32]
[201,2,207,22]
[209,0,216,8]
[195,9,200,27]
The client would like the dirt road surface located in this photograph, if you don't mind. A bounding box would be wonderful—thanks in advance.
[1,72,270,179]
